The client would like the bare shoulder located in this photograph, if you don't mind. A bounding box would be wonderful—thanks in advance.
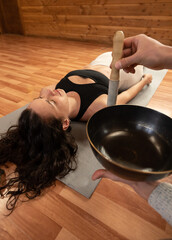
[80,94,107,121]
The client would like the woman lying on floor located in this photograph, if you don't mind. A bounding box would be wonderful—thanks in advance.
[0,52,152,212]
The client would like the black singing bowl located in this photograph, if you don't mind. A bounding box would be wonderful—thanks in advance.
[86,105,172,181]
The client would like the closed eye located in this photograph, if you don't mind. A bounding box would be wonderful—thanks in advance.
[33,97,57,109]
[50,100,56,105]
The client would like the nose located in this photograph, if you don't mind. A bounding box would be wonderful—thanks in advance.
[45,89,55,97]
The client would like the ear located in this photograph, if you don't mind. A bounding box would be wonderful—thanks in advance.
[62,118,70,131]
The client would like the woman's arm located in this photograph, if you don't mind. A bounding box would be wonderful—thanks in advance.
[116,74,152,105]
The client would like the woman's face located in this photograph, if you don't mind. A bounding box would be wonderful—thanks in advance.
[28,88,70,121]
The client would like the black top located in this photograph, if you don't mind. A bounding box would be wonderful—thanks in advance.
[55,69,109,120]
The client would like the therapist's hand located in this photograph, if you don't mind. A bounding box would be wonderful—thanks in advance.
[114,34,172,73]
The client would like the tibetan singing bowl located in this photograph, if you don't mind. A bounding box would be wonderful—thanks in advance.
[86,105,172,181]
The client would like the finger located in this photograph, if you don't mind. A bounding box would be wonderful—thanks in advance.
[124,65,136,73]
[92,170,136,187]
[92,169,120,181]
[123,48,132,58]
[123,36,136,48]
[92,169,107,180]
[115,53,138,70]
[123,69,135,74]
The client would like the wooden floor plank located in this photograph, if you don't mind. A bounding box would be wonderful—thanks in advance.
[55,228,80,240]
[9,204,62,240]
[31,190,128,240]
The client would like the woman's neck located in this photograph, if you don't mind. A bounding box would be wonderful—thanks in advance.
[67,92,80,119]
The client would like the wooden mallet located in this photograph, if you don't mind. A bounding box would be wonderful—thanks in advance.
[107,31,124,106]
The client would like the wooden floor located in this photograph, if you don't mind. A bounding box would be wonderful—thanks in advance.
[0,34,172,240]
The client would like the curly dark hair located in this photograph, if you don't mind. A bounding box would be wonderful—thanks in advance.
[0,108,78,213]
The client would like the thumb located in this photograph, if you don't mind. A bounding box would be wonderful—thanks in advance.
[115,54,138,70]
[92,169,107,180]
[92,169,119,181]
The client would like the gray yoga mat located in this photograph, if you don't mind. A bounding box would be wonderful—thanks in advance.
[0,68,167,198]
[128,68,168,105]
[56,121,103,198]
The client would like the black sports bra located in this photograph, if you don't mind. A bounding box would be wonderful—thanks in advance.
[55,69,109,120]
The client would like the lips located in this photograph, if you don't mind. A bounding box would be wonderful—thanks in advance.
[54,89,61,96]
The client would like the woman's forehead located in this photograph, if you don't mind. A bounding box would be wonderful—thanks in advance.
[28,99,56,117]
